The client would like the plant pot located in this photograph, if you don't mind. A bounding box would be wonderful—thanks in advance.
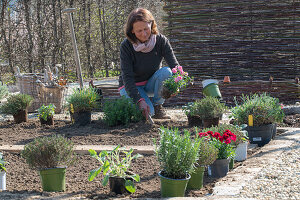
[187,166,205,190]
[235,142,248,161]
[208,158,230,178]
[272,123,277,139]
[203,118,219,128]
[0,171,6,190]
[109,176,133,194]
[40,116,54,126]
[158,171,191,197]
[229,158,234,169]
[13,110,28,123]
[72,111,91,126]
[245,124,274,147]
[202,79,222,98]
[39,167,66,192]
[160,86,175,99]
[187,115,202,127]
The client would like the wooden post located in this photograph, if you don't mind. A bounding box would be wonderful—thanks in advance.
[62,8,83,89]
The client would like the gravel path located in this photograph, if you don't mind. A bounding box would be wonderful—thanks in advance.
[238,140,300,200]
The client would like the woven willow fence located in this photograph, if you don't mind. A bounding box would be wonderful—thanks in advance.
[163,0,300,105]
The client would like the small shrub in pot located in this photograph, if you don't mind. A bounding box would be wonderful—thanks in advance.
[0,94,33,123]
[38,104,56,125]
[21,135,77,191]
[154,127,201,197]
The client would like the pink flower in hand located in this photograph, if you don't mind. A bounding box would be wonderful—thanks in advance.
[172,68,177,74]
[177,76,183,81]
[180,70,184,75]
[174,77,179,83]
[177,66,183,71]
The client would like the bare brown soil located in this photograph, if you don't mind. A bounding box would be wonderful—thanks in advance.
[0,111,298,199]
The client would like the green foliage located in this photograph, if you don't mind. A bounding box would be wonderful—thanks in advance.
[203,124,248,146]
[88,145,143,193]
[66,87,100,113]
[103,97,144,126]
[154,127,201,179]
[21,135,77,170]
[38,104,56,121]
[196,137,218,166]
[231,93,285,126]
[0,94,33,115]
[0,82,9,101]
[0,152,7,172]
[183,96,226,119]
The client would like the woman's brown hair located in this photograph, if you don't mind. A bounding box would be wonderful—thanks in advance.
[124,8,158,43]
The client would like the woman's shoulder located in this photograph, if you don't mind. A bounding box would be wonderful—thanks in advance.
[120,38,133,52]
[156,33,169,44]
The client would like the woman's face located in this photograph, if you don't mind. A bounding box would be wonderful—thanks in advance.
[132,21,151,43]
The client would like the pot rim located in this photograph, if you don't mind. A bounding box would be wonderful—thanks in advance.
[158,171,191,180]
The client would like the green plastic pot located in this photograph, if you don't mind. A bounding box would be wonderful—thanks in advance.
[202,82,222,98]
[39,167,66,192]
[187,166,205,190]
[158,171,190,197]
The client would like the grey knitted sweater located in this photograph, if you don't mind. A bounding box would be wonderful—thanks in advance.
[118,34,179,103]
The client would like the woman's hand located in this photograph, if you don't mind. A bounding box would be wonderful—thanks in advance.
[138,99,150,119]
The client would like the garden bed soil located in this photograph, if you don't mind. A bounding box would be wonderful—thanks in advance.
[0,109,298,199]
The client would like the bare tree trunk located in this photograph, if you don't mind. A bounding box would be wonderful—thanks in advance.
[98,0,109,77]
[24,0,34,72]
[36,0,45,69]
[51,0,58,66]
[83,0,93,78]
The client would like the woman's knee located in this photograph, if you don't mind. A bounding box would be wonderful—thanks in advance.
[160,67,172,79]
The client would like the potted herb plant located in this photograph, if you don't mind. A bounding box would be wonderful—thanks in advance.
[38,104,56,125]
[187,136,218,189]
[103,96,144,126]
[192,96,227,128]
[0,152,7,190]
[0,94,33,123]
[154,127,201,197]
[231,93,284,146]
[182,102,203,127]
[88,145,143,194]
[198,130,236,178]
[21,135,77,192]
[161,66,192,99]
[66,87,100,126]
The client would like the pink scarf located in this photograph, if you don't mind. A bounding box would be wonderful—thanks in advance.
[133,34,156,53]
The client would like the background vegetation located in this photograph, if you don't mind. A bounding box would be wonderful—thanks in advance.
[0,0,165,83]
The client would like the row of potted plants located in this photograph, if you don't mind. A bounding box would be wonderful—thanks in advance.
[183,93,284,146]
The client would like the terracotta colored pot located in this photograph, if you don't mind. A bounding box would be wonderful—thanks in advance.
[13,110,28,123]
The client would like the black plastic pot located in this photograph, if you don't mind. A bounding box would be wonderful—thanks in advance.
[13,110,28,123]
[187,115,202,127]
[72,111,91,126]
[109,176,133,194]
[203,118,219,128]
[40,116,54,125]
[272,123,277,139]
[245,124,274,147]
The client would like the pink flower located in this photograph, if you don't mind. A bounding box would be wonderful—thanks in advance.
[180,70,184,75]
[177,76,183,81]
[174,77,179,83]
[280,104,284,109]
[172,68,177,74]
[177,66,183,71]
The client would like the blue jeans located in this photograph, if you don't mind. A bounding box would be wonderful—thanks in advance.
[119,67,172,116]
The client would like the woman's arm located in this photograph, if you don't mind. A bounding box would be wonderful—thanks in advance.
[161,35,179,68]
[120,41,141,103]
